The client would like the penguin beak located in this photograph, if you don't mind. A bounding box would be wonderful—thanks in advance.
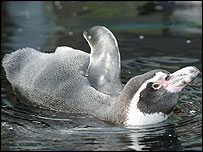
[165,66,200,93]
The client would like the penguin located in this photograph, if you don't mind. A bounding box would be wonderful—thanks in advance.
[2,26,200,126]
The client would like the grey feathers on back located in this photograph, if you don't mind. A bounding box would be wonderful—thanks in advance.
[2,47,114,120]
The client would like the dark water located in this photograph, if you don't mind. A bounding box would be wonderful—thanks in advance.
[1,1,202,151]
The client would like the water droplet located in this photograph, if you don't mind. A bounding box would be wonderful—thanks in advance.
[186,40,191,44]
[190,110,196,114]
[88,36,91,39]
[69,31,73,35]
[8,127,13,130]
[139,35,144,39]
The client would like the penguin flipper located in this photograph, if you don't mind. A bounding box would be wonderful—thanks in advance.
[83,26,123,96]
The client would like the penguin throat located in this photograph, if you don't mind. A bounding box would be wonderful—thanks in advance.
[125,94,168,126]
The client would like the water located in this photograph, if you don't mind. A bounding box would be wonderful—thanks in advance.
[1,1,202,151]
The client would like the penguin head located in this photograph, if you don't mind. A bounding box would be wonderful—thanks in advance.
[124,66,200,126]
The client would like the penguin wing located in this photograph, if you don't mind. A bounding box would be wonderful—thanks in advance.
[83,26,123,97]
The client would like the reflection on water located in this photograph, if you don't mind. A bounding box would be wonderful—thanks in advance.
[1,1,202,151]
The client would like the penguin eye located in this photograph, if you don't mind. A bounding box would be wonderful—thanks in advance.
[165,75,170,81]
[152,83,162,90]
